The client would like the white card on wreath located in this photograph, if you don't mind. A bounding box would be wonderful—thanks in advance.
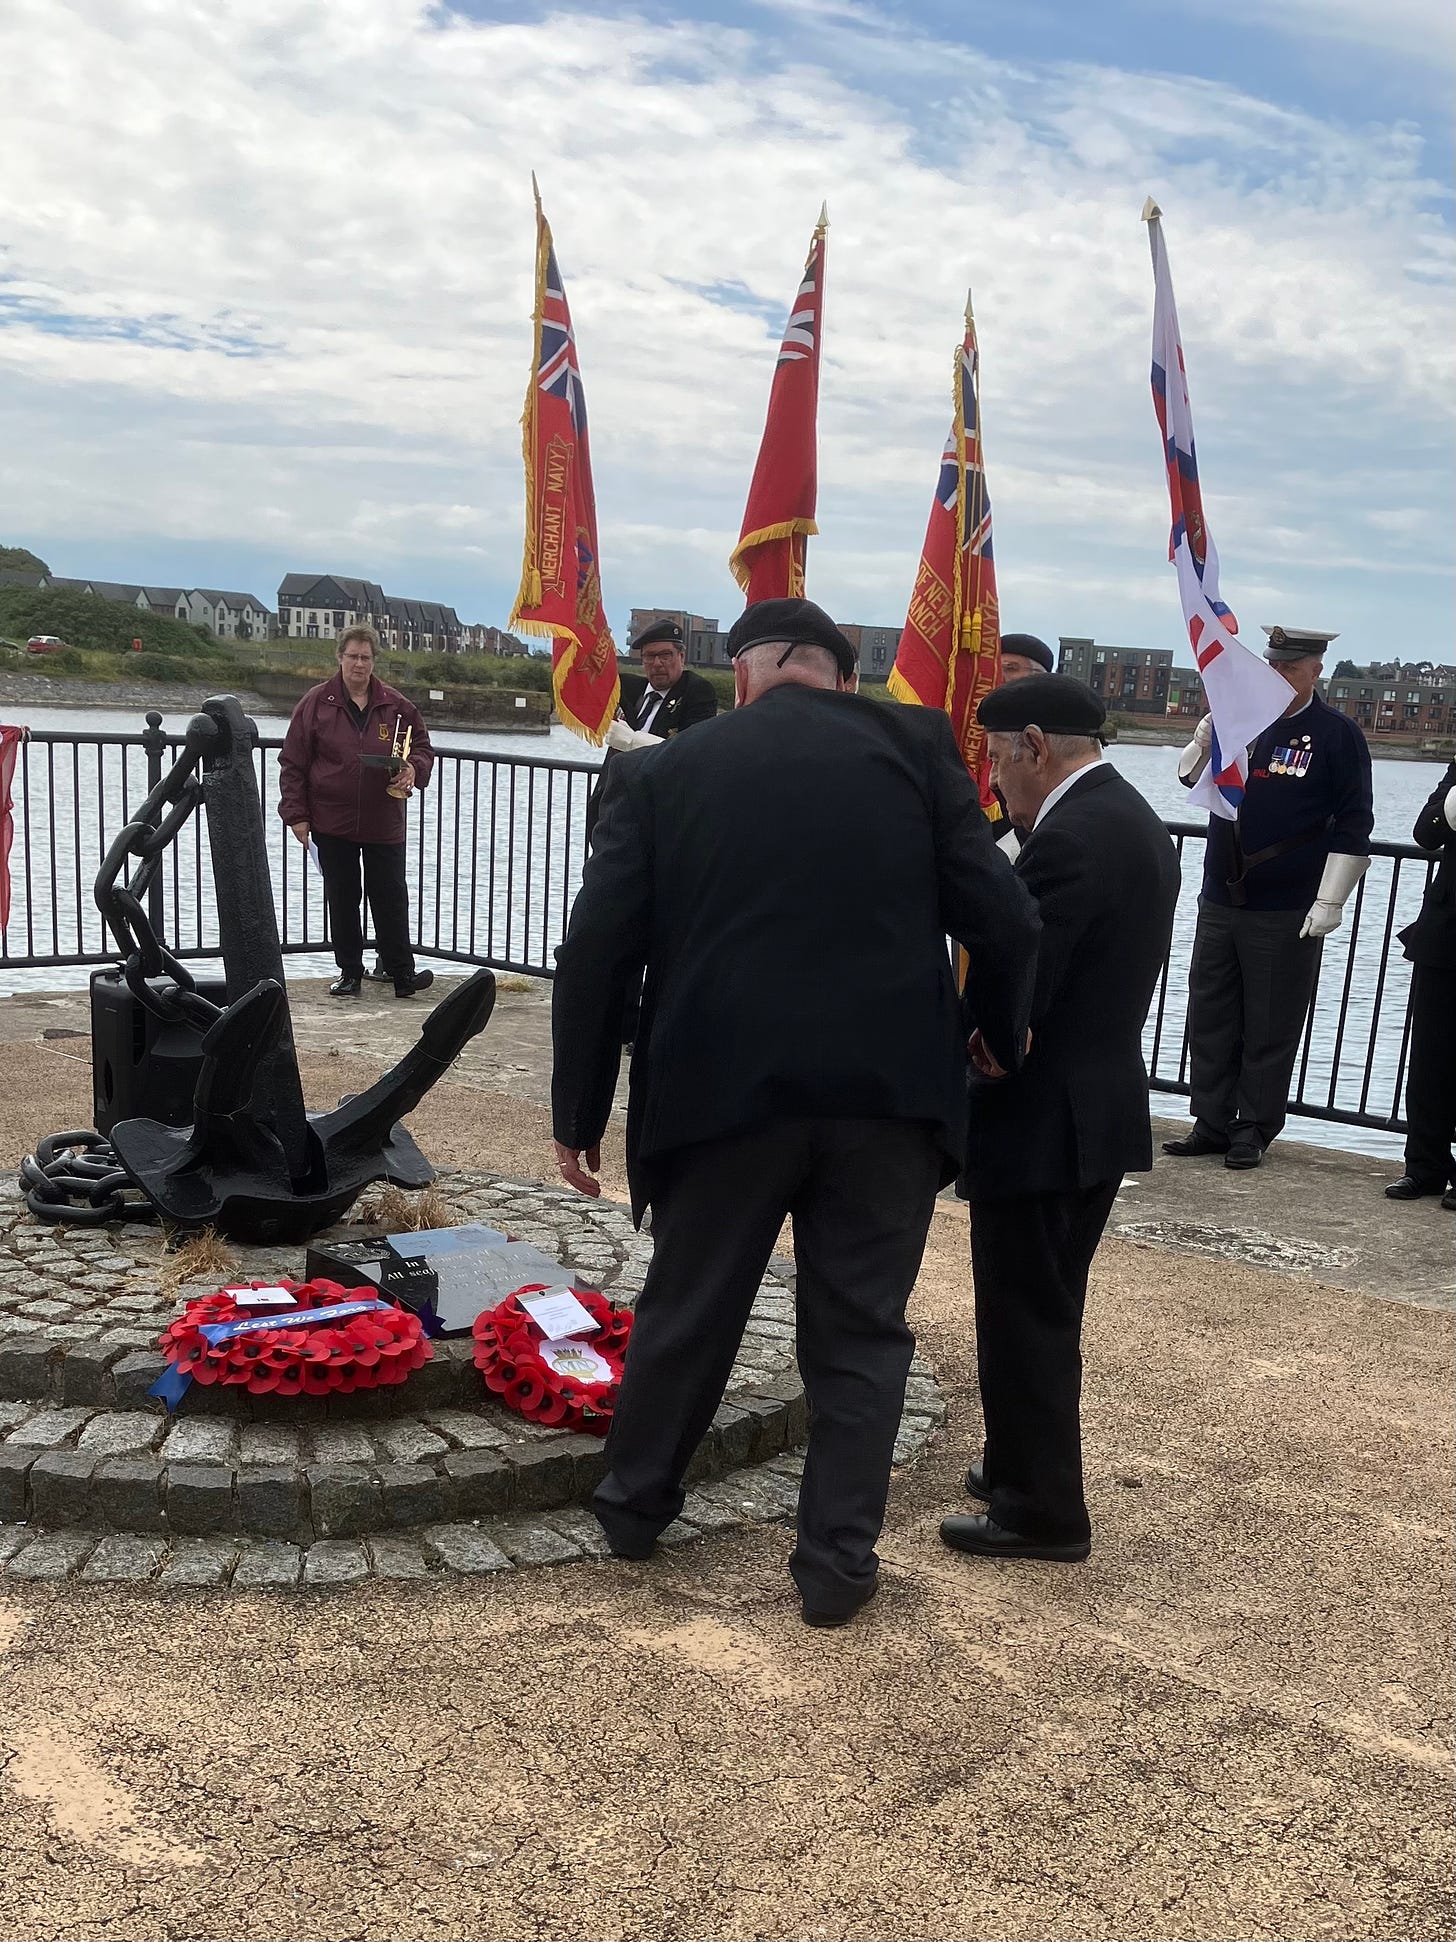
[519,1286,599,1340]
[232,1285,297,1308]
[537,1337,614,1385]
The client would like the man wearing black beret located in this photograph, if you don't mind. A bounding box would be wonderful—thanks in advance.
[998,633,1054,682]
[552,596,1041,1626]
[942,674,1181,1564]
[584,617,718,846]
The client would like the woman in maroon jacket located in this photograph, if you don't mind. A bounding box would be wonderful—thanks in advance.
[278,624,435,997]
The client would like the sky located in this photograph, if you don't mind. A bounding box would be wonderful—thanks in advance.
[0,0,1451,665]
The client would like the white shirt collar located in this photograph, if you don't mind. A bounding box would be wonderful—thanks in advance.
[1032,759,1102,830]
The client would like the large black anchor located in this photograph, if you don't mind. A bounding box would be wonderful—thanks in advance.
[25,695,494,1244]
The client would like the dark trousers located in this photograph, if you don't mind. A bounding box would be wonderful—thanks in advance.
[1187,900,1320,1147]
[313,835,414,983]
[593,1118,943,1610]
[970,1179,1121,1545]
[1404,962,1456,1188]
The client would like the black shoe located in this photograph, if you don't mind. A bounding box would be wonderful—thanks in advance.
[1443,1188,1456,1213]
[1384,1175,1444,1201]
[1224,1140,1264,1171]
[604,1531,657,1561]
[1162,1130,1229,1158]
[393,970,435,998]
[801,1578,879,1630]
[329,974,363,998]
[965,1461,989,1501]
[940,1513,1090,1563]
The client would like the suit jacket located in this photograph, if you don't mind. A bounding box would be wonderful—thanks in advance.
[585,667,719,844]
[961,763,1181,1201]
[553,686,1041,1223]
[1399,760,1456,970]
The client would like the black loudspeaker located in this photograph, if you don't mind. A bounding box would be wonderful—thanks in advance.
[89,968,230,1137]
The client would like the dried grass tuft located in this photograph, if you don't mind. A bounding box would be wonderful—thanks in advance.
[160,1225,237,1292]
[355,1183,458,1233]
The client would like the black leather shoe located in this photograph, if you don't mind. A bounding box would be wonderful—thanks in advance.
[965,1461,989,1500]
[394,969,435,998]
[940,1514,1090,1563]
[1384,1175,1443,1201]
[802,1578,879,1629]
[604,1532,657,1561]
[329,974,363,998]
[1162,1130,1229,1158]
[1443,1188,1456,1213]
[1224,1140,1264,1171]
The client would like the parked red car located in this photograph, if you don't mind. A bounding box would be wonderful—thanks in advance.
[25,635,72,655]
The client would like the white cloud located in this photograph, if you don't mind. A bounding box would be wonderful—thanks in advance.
[0,0,1449,662]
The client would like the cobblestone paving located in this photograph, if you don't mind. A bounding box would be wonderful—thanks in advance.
[0,1168,947,1583]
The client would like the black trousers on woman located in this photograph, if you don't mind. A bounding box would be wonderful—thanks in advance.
[970,1178,1122,1545]
[313,835,415,984]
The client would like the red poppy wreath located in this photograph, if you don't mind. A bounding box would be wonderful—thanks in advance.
[157,1277,432,1398]
[472,1284,633,1434]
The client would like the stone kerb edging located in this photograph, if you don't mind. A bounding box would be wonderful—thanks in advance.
[0,1169,948,1586]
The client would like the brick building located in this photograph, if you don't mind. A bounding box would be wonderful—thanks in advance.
[1167,667,1206,719]
[627,607,903,677]
[1057,636,1173,715]
[1325,666,1455,747]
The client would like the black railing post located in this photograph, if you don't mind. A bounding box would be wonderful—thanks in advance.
[141,710,167,941]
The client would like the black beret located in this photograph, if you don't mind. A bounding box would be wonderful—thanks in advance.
[725,598,857,678]
[632,619,684,650]
[977,673,1106,737]
[998,633,1054,673]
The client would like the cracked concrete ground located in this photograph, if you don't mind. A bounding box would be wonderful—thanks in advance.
[0,978,1451,1941]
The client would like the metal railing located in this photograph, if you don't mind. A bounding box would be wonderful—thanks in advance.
[0,719,1435,1135]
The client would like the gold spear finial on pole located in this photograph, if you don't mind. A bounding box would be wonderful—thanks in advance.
[964,285,975,328]
[817,201,829,230]
[1141,196,1162,223]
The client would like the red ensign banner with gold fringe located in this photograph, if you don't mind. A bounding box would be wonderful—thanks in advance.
[0,724,22,933]
[730,207,828,602]
[509,182,620,743]
[887,299,1001,808]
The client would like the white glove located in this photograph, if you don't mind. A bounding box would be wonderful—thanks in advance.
[995,825,1021,863]
[1444,784,1456,832]
[1299,852,1370,939]
[1177,714,1213,785]
[604,719,660,753]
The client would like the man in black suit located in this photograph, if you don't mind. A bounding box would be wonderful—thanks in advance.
[941,675,1181,1564]
[552,597,1041,1626]
[1386,760,1456,1211]
[584,619,718,845]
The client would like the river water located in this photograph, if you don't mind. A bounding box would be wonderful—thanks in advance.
[1,700,1446,1161]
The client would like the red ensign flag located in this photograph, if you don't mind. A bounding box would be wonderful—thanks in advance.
[1,724,22,933]
[510,182,620,743]
[730,207,828,602]
[888,299,1001,807]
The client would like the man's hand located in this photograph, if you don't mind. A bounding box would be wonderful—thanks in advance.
[395,759,416,795]
[968,1026,1031,1079]
[290,821,309,845]
[1193,714,1213,751]
[1299,899,1343,940]
[553,1139,602,1197]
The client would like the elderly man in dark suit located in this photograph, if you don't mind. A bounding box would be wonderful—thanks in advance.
[584,619,718,846]
[1386,760,1456,1211]
[552,597,1041,1626]
[942,674,1181,1564]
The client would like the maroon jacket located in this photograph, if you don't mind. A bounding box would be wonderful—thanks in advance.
[277,675,434,845]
